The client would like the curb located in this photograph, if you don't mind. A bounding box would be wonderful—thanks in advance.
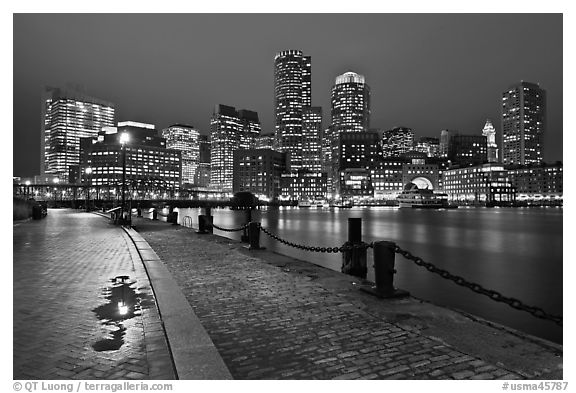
[94,212,233,380]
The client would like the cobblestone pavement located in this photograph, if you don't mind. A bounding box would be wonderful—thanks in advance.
[135,218,527,380]
[13,210,174,380]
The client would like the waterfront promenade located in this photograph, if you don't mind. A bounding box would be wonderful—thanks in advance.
[13,210,175,380]
[133,216,562,380]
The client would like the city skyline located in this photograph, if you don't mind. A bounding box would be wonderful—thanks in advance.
[13,13,563,177]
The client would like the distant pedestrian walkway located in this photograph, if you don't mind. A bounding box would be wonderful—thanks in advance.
[13,209,174,380]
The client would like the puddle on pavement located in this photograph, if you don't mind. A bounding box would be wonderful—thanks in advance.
[92,276,154,352]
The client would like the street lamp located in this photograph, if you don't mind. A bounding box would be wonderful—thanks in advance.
[85,167,93,212]
[120,133,130,225]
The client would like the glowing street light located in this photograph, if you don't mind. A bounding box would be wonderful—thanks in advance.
[85,167,93,212]
[120,133,130,225]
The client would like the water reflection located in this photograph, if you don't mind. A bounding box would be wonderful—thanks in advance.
[175,206,562,344]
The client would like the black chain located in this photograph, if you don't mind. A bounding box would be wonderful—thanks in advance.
[259,225,373,253]
[211,222,250,232]
[394,245,562,326]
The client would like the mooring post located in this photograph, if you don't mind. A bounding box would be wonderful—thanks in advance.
[248,221,262,250]
[152,209,158,220]
[341,218,367,279]
[172,211,179,225]
[373,241,396,296]
[241,208,252,243]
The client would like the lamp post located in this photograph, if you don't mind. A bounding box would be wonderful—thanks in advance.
[120,133,130,224]
[85,167,93,212]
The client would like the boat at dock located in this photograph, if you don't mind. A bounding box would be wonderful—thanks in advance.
[397,183,452,209]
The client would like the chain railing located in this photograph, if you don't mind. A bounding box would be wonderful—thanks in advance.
[259,225,373,253]
[210,222,250,232]
[394,244,562,326]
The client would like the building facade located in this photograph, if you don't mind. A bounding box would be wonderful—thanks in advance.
[233,149,289,201]
[302,107,323,173]
[443,163,516,204]
[414,136,440,158]
[448,135,488,167]
[255,133,276,150]
[42,86,116,181]
[274,50,311,170]
[371,159,405,200]
[161,124,200,186]
[80,121,181,197]
[506,163,562,203]
[209,105,261,192]
[440,129,457,158]
[501,82,546,165]
[280,171,327,201]
[381,127,414,157]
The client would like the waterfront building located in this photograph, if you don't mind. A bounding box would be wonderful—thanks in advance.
[210,105,261,192]
[161,124,200,186]
[443,163,516,204]
[194,134,211,188]
[41,86,116,181]
[506,162,562,203]
[370,159,405,200]
[414,136,440,158]
[280,171,327,202]
[402,158,440,191]
[302,107,323,173]
[80,121,181,196]
[482,119,498,163]
[440,129,458,158]
[381,127,414,157]
[501,82,546,165]
[448,134,488,167]
[274,50,311,170]
[338,168,374,201]
[255,133,276,150]
[233,149,289,201]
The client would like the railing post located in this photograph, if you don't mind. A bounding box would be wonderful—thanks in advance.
[248,222,263,250]
[341,218,367,279]
[361,241,409,299]
[241,209,252,243]
[152,209,158,220]
[197,213,213,234]
[172,211,178,225]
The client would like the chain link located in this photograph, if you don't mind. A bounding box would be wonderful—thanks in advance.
[259,225,373,253]
[394,245,562,326]
[211,222,250,232]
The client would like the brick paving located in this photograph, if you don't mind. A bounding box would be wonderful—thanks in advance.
[134,218,526,380]
[13,209,174,380]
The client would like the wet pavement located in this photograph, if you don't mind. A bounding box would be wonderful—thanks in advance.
[133,216,562,380]
[13,209,175,380]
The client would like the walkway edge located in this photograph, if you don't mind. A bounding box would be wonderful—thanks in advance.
[121,224,233,380]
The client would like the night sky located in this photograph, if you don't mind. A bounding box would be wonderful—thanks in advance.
[13,13,563,178]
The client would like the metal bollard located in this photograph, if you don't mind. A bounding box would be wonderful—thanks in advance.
[341,218,367,279]
[248,222,263,250]
[197,214,213,234]
[137,207,142,217]
[361,241,409,299]
[152,210,158,220]
[172,211,178,225]
[241,209,252,243]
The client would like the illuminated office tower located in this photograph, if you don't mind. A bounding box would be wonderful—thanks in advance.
[440,129,458,158]
[482,119,498,163]
[161,124,200,186]
[331,72,370,135]
[209,105,261,192]
[195,134,211,187]
[255,133,276,150]
[501,82,546,165]
[302,107,323,173]
[381,127,414,157]
[415,136,440,158]
[274,50,312,170]
[41,86,115,181]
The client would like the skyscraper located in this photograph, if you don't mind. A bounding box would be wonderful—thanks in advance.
[501,82,546,165]
[161,124,200,186]
[482,119,498,163]
[41,86,115,181]
[274,50,311,170]
[302,107,323,173]
[330,71,370,134]
[209,104,261,192]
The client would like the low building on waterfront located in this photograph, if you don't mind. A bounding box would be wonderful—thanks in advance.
[443,163,516,205]
[280,170,328,202]
[233,148,289,201]
[80,121,181,199]
[448,134,488,167]
[370,158,404,200]
[506,162,562,204]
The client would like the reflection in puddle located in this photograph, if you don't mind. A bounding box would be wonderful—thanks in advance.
[92,276,153,352]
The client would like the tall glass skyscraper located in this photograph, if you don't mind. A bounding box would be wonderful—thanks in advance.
[161,124,200,185]
[381,127,414,157]
[302,107,323,173]
[274,50,312,170]
[41,86,115,181]
[501,82,546,165]
[210,105,261,192]
[330,71,370,134]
